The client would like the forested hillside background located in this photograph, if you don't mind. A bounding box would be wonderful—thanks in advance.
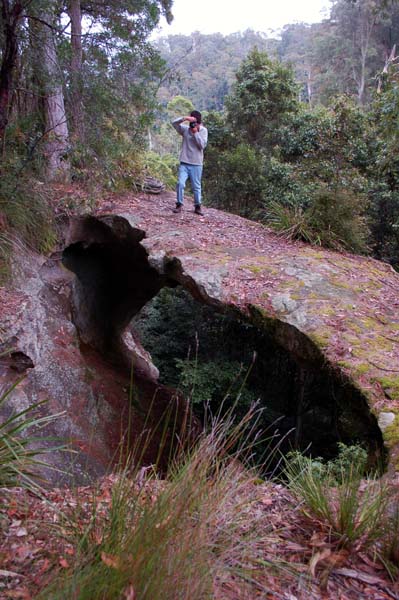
[1,0,399,272]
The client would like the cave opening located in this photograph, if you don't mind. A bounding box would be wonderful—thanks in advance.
[132,286,386,474]
[62,215,386,476]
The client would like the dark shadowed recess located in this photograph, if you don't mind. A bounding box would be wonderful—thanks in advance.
[133,287,386,474]
[62,215,386,474]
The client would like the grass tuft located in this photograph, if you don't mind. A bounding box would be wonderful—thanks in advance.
[39,407,288,599]
[0,375,65,489]
[283,448,388,549]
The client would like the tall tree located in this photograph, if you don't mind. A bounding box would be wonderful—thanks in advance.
[30,0,70,180]
[64,0,173,144]
[68,0,84,140]
[225,48,299,147]
[0,0,24,142]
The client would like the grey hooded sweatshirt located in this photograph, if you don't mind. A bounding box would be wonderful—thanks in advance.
[172,117,208,166]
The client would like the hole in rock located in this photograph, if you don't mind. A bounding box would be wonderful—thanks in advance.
[62,216,386,476]
[133,287,386,474]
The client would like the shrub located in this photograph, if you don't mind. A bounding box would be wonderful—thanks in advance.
[265,201,316,244]
[0,377,64,488]
[71,119,145,191]
[306,188,370,253]
[0,168,56,253]
[143,150,177,189]
[381,497,399,579]
[0,165,56,281]
[204,143,266,216]
[265,187,370,253]
[284,445,387,549]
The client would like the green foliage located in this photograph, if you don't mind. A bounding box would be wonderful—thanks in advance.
[143,150,177,188]
[265,201,316,245]
[0,162,56,280]
[278,97,373,187]
[265,188,370,253]
[225,48,299,147]
[175,358,255,409]
[154,31,278,113]
[284,444,388,548]
[0,377,64,488]
[72,128,145,191]
[133,288,281,463]
[306,188,370,252]
[287,443,368,485]
[381,498,399,579]
[166,95,194,118]
[204,143,267,216]
[261,156,317,209]
[330,442,368,482]
[368,183,399,268]
[68,40,165,189]
[367,62,399,267]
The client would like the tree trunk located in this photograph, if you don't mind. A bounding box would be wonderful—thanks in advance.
[0,0,23,144]
[31,3,70,181]
[377,44,396,93]
[357,3,376,105]
[306,67,313,107]
[68,0,85,141]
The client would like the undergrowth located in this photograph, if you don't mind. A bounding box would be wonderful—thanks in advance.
[39,407,290,599]
[0,165,56,281]
[265,188,370,253]
[284,444,389,550]
[0,374,65,489]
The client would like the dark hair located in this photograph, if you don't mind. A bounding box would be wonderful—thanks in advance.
[190,110,202,124]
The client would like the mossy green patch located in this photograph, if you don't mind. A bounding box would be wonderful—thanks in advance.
[288,292,303,301]
[278,278,305,291]
[355,363,371,376]
[382,411,399,448]
[308,331,330,348]
[378,376,399,401]
[342,333,362,346]
[374,336,394,352]
[244,265,264,274]
[304,250,325,259]
[329,277,355,290]
[337,359,352,369]
[360,316,380,330]
[347,322,363,335]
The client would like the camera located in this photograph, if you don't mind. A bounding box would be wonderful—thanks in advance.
[189,121,197,129]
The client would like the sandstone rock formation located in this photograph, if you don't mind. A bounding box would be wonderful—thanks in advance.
[1,190,399,482]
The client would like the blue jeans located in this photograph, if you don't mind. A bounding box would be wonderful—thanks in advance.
[176,162,203,206]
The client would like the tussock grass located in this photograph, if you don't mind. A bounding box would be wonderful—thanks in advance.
[40,408,288,599]
[0,376,65,488]
[0,168,56,281]
[265,188,369,253]
[284,450,389,549]
[380,491,399,580]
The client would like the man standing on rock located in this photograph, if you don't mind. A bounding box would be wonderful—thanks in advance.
[171,110,208,216]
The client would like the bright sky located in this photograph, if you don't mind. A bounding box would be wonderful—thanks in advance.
[153,0,331,38]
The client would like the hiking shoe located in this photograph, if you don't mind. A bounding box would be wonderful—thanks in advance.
[173,203,182,213]
[194,205,204,216]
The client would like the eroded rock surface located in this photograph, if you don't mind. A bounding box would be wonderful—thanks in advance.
[0,237,191,484]
[1,189,399,482]
[94,191,399,473]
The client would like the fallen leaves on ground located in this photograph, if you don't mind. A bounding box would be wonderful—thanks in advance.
[1,476,398,600]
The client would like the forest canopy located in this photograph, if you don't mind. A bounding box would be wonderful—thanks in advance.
[1,0,399,267]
